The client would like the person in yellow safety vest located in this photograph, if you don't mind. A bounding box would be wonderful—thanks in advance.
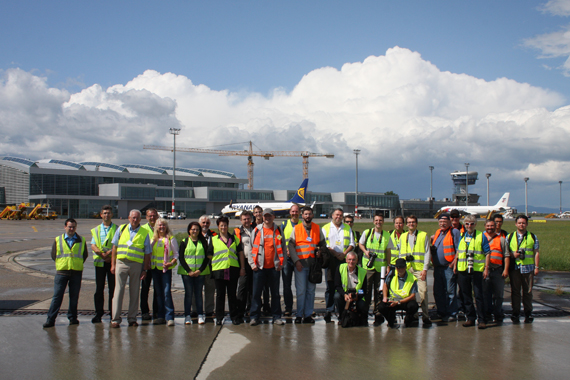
[249,208,286,326]
[43,218,88,328]
[179,221,210,325]
[207,216,246,325]
[322,208,355,323]
[281,204,300,316]
[140,208,158,321]
[90,204,118,323]
[149,218,179,326]
[378,258,419,328]
[453,215,491,329]
[334,252,368,326]
[358,212,392,327]
[482,219,510,324]
[387,215,405,271]
[507,214,540,324]
[399,215,432,325]
[288,206,327,324]
[110,209,152,328]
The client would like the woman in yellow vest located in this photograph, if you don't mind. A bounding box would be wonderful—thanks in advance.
[150,218,179,326]
[178,221,210,325]
[207,216,246,325]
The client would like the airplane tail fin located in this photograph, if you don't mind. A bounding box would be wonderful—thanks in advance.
[288,179,309,203]
[495,192,510,208]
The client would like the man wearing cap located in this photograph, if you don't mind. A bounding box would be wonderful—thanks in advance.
[249,208,286,326]
[431,213,462,322]
[378,258,419,328]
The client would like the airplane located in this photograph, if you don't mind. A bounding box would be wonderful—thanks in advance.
[220,179,313,218]
[436,192,511,217]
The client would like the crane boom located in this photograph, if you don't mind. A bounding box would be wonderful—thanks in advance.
[143,141,334,189]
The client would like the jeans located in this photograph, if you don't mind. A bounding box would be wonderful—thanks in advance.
[457,271,485,323]
[140,270,157,317]
[94,262,115,317]
[483,267,505,319]
[250,268,282,320]
[433,266,457,319]
[182,275,205,316]
[281,258,295,313]
[237,263,253,316]
[151,269,175,320]
[294,266,315,318]
[47,271,82,323]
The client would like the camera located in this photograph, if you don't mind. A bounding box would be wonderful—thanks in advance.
[405,255,414,263]
[367,252,377,269]
[466,251,474,274]
[517,250,525,260]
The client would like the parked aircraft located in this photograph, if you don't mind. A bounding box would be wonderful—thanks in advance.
[436,192,511,217]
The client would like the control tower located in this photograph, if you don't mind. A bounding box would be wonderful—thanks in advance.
[450,171,480,205]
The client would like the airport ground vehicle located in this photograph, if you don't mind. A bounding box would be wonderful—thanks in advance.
[0,203,58,220]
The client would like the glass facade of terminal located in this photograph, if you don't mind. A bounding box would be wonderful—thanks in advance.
[345,194,399,209]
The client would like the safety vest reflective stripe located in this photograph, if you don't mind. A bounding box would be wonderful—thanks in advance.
[177,239,209,276]
[400,230,428,271]
[339,263,366,293]
[389,230,402,265]
[389,271,415,300]
[323,223,351,247]
[116,225,148,264]
[457,230,485,272]
[211,235,240,271]
[484,232,504,265]
[294,223,320,260]
[251,226,285,267]
[55,235,85,271]
[362,229,389,271]
[151,236,177,270]
[433,228,456,261]
[91,224,118,267]
[508,232,536,266]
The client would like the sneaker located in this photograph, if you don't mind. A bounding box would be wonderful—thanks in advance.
[249,319,259,326]
[185,316,192,325]
[198,315,206,325]
[167,320,175,326]
[324,312,332,323]
[69,319,79,326]
[43,321,55,328]
[448,314,457,322]
[294,317,303,324]
[141,313,152,321]
[153,318,166,325]
[303,316,315,324]
[273,318,285,325]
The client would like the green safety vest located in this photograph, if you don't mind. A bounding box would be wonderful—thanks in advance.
[400,230,428,271]
[151,236,177,271]
[282,219,300,241]
[116,225,150,264]
[389,271,416,301]
[457,230,485,272]
[178,238,210,276]
[389,230,403,265]
[339,263,366,293]
[362,229,389,271]
[55,234,85,271]
[323,222,351,248]
[211,235,241,271]
[508,231,536,266]
[90,223,118,267]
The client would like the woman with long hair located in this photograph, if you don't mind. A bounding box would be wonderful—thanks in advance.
[150,218,178,326]
[208,216,246,325]
[178,221,210,325]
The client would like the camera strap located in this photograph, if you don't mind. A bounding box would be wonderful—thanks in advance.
[367,229,384,248]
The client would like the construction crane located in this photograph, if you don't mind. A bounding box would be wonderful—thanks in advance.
[144,141,334,190]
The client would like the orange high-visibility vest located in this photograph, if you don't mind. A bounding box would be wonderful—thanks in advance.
[485,232,504,266]
[433,228,456,262]
[294,223,320,260]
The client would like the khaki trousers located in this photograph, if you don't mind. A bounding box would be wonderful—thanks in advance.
[112,259,143,323]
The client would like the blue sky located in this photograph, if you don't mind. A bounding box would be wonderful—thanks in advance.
[2,0,570,209]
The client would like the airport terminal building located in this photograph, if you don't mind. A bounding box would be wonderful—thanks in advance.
[0,156,404,219]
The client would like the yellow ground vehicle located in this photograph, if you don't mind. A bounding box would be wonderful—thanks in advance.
[0,203,58,220]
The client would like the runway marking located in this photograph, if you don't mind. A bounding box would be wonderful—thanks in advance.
[32,226,38,232]
[195,327,250,379]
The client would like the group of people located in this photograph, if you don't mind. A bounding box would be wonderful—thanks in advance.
[42,204,540,330]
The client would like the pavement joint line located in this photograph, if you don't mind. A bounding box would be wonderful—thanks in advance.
[194,323,223,380]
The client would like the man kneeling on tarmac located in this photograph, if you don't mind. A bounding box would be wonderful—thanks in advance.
[378,258,419,328]
[334,252,368,327]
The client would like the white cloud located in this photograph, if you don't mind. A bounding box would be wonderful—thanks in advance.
[540,0,570,16]
[2,47,570,206]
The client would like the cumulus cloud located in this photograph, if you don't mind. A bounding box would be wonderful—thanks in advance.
[1,47,570,206]
[540,0,570,16]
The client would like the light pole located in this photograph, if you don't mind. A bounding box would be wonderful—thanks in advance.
[429,166,434,200]
[524,177,529,216]
[465,163,470,206]
[170,128,181,217]
[558,181,562,214]
[486,173,491,206]
[354,149,360,216]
